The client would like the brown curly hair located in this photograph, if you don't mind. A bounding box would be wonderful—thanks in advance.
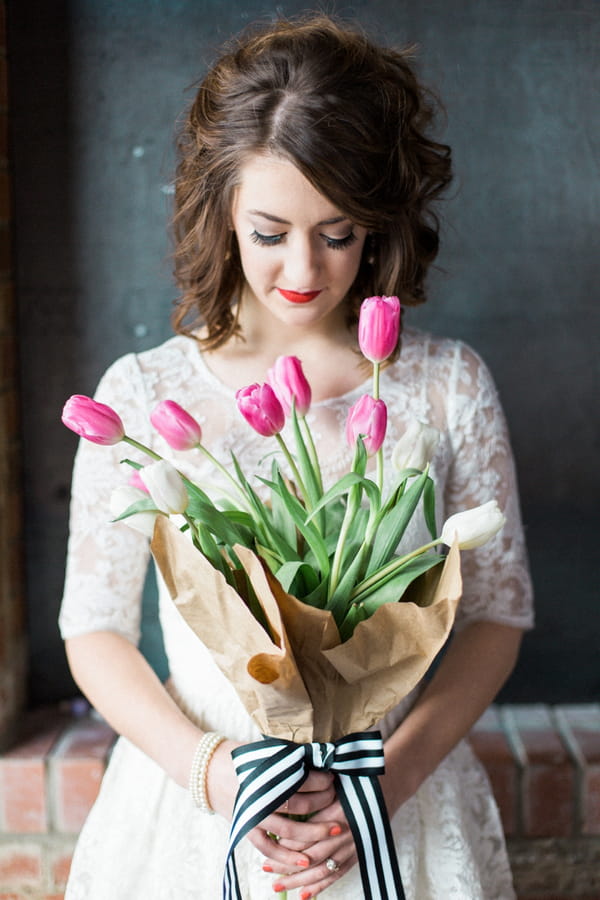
[171,14,452,350]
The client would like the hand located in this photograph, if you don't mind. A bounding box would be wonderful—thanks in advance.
[262,795,357,898]
[206,742,344,879]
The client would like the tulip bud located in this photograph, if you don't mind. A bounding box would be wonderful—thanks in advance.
[440,500,506,550]
[391,420,440,472]
[267,356,312,417]
[62,395,125,446]
[139,460,189,515]
[109,485,158,538]
[150,400,202,451]
[345,395,388,457]
[236,383,285,437]
[128,469,149,493]
[358,295,401,364]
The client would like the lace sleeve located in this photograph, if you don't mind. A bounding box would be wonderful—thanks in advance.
[59,354,154,644]
[445,342,534,630]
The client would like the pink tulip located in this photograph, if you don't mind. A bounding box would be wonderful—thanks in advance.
[358,295,401,364]
[128,469,149,493]
[345,394,388,457]
[150,400,202,451]
[267,356,312,417]
[61,395,125,445]
[236,383,285,437]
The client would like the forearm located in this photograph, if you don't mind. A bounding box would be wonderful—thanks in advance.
[381,620,523,813]
[65,630,202,788]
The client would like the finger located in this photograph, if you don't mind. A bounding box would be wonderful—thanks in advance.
[282,785,336,818]
[295,770,334,792]
[262,813,343,846]
[270,844,357,895]
[248,829,312,872]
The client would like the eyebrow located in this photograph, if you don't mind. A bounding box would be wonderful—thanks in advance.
[248,210,349,227]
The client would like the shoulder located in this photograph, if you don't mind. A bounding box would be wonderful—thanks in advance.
[98,334,201,393]
[395,325,493,387]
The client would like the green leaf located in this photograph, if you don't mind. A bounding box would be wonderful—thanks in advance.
[423,476,438,542]
[306,472,380,522]
[364,468,430,575]
[276,560,320,596]
[194,523,235,585]
[296,576,329,608]
[264,472,330,576]
[111,498,161,521]
[326,544,368,623]
[290,405,322,511]
[230,453,299,562]
[268,460,299,551]
[338,603,369,642]
[186,498,253,550]
[357,554,443,611]
[120,457,143,471]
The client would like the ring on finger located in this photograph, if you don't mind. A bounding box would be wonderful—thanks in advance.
[325,857,340,872]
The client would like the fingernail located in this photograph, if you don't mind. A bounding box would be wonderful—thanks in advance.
[262,863,273,872]
[273,884,285,893]
[329,824,342,836]
[301,892,312,900]
[296,857,309,867]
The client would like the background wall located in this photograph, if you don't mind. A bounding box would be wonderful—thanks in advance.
[7,0,599,705]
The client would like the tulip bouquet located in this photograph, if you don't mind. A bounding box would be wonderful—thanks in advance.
[62,295,504,648]
[62,295,506,899]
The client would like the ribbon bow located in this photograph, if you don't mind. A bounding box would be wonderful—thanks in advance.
[223,731,405,900]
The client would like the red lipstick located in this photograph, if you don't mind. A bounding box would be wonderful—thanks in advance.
[277,289,321,304]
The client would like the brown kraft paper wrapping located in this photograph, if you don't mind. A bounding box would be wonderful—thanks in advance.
[151,516,462,743]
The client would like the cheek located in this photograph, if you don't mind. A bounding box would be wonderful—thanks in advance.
[336,242,367,284]
[238,243,272,283]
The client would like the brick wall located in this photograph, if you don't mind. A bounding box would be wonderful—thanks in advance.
[0,0,27,751]
[0,703,598,899]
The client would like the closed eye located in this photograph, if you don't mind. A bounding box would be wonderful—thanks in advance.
[249,229,358,250]
[249,230,285,246]
[322,231,358,250]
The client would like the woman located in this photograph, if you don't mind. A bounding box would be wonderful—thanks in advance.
[60,14,533,899]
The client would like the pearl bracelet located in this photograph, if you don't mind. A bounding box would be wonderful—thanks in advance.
[189,731,225,813]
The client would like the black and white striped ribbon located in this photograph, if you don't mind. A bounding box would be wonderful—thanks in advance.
[223,731,405,900]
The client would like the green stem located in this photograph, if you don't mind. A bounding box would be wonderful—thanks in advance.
[371,362,384,494]
[123,435,162,461]
[301,415,324,495]
[274,433,311,510]
[349,537,442,601]
[327,443,363,601]
[196,444,254,513]
[372,362,381,400]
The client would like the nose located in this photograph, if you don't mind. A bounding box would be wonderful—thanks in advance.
[284,235,321,288]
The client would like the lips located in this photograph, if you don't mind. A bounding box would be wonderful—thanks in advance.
[277,289,322,304]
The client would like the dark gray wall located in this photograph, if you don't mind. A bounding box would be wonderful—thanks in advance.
[8,0,599,704]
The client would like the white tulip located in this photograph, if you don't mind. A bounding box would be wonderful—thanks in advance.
[109,485,158,538]
[440,500,506,550]
[391,419,440,472]
[140,459,188,515]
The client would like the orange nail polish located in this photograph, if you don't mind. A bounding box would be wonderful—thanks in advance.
[297,857,309,867]
[273,884,285,893]
[262,863,273,872]
[301,892,312,900]
[329,824,342,836]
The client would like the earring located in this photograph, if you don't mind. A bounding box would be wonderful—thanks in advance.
[366,233,376,265]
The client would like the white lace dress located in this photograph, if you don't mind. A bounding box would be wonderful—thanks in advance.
[59,326,534,900]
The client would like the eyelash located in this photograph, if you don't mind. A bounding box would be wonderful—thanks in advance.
[249,230,358,251]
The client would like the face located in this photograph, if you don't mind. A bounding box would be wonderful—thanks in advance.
[230,153,368,335]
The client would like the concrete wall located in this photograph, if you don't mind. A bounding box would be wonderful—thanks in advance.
[7,0,599,704]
